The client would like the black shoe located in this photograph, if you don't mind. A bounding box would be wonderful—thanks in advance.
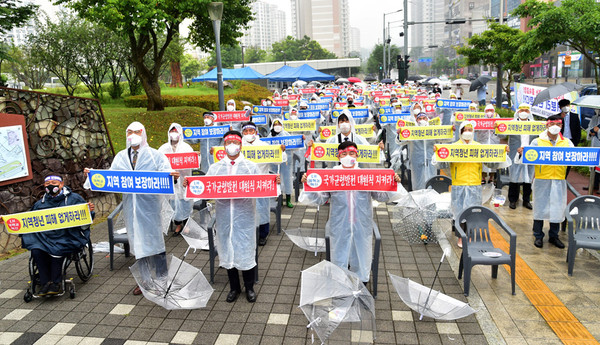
[534,238,543,248]
[509,202,517,209]
[38,282,51,296]
[523,201,532,210]
[583,186,590,190]
[549,237,565,249]
[46,282,62,296]
[226,290,240,303]
[258,237,267,246]
[246,289,257,303]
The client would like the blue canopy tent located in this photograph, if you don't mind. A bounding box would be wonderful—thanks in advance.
[191,67,266,82]
[266,64,335,82]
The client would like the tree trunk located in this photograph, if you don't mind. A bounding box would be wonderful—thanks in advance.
[142,76,164,111]
[170,61,183,88]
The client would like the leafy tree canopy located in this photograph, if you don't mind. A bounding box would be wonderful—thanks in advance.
[366,44,401,74]
[270,36,337,62]
[0,0,37,34]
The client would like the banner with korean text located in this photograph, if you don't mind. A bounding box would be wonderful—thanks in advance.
[306,102,330,111]
[252,105,282,115]
[319,124,376,140]
[213,111,250,122]
[514,82,579,118]
[331,107,370,119]
[88,170,174,194]
[282,120,316,132]
[379,113,411,124]
[304,169,397,192]
[453,112,486,121]
[185,174,277,199]
[472,118,512,130]
[495,121,547,135]
[2,204,93,234]
[182,125,229,140]
[397,125,454,140]
[435,99,472,110]
[164,152,200,170]
[522,147,600,166]
[310,143,380,163]
[434,144,507,163]
[251,115,268,126]
[212,145,284,164]
[260,135,304,149]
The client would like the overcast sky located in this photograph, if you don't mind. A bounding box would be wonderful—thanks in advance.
[34,0,401,50]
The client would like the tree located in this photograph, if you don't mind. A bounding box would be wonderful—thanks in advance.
[457,22,538,108]
[366,44,401,74]
[0,0,37,61]
[181,54,204,81]
[431,50,454,76]
[58,0,253,111]
[513,0,600,94]
[8,44,49,89]
[208,44,242,68]
[270,36,337,62]
[244,47,268,64]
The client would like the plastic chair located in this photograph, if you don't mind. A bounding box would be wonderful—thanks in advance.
[566,195,600,276]
[425,175,452,194]
[107,202,131,271]
[456,206,516,297]
[325,222,382,298]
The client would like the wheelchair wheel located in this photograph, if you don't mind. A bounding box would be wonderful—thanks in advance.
[75,239,94,282]
[28,256,41,295]
[24,290,33,303]
[69,287,75,299]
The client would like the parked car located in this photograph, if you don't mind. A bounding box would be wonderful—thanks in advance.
[578,85,597,129]
[438,76,452,89]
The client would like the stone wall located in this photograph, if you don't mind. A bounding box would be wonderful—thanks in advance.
[0,88,117,253]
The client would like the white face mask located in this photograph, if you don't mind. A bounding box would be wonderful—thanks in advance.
[485,111,494,118]
[204,118,213,126]
[461,131,474,141]
[561,106,570,113]
[169,132,179,141]
[413,109,421,115]
[339,123,351,134]
[243,134,256,143]
[418,120,428,126]
[225,143,241,156]
[518,111,529,120]
[128,134,142,147]
[274,125,283,133]
[227,105,235,111]
[340,155,357,168]
[548,125,561,135]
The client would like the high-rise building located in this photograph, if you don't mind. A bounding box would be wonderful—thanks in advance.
[409,0,445,51]
[291,0,350,57]
[349,26,360,55]
[240,1,287,51]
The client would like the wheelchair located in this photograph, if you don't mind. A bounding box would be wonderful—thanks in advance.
[23,236,94,302]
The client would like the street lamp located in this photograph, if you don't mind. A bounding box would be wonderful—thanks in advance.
[241,45,246,68]
[280,50,287,66]
[383,9,402,80]
[209,2,225,111]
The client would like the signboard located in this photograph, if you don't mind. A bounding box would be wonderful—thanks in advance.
[87,169,175,194]
[472,118,512,130]
[252,105,282,115]
[182,125,230,140]
[306,102,330,111]
[185,174,277,199]
[212,145,284,164]
[397,125,454,140]
[164,152,200,170]
[434,144,507,163]
[435,99,472,110]
[282,120,317,132]
[380,113,411,124]
[304,169,397,192]
[2,203,93,234]
[0,114,32,186]
[331,108,370,119]
[454,112,486,121]
[522,146,600,166]
[495,121,547,135]
[299,88,318,94]
[310,143,380,163]
[260,135,304,149]
[513,82,579,118]
[298,109,321,120]
[251,115,268,126]
[213,111,250,122]
[272,99,289,107]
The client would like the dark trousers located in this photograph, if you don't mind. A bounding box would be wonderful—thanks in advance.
[259,223,269,239]
[31,249,64,285]
[227,267,255,292]
[138,252,168,279]
[508,182,532,203]
[533,220,560,240]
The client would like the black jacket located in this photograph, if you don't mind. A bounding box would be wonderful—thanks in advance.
[558,111,581,146]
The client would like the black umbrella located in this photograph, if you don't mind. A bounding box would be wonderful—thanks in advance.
[381,78,393,84]
[364,75,377,82]
[532,82,584,106]
[469,75,492,92]
[406,75,423,82]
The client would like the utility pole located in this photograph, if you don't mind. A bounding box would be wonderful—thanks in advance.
[403,0,409,80]
[495,0,504,108]
[383,13,386,82]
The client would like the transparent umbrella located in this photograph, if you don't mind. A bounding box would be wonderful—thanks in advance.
[300,261,376,344]
[393,189,443,244]
[181,204,214,251]
[285,206,326,255]
[389,251,476,320]
[129,253,214,310]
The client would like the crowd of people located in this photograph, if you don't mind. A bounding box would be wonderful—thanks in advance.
[15,78,592,303]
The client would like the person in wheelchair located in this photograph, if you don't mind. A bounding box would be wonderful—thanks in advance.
[21,175,95,296]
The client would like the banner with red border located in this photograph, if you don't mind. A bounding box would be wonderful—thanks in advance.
[213,111,250,122]
[185,174,277,199]
[164,152,200,170]
[304,168,397,192]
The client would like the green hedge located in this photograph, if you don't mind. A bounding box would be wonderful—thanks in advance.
[124,81,271,109]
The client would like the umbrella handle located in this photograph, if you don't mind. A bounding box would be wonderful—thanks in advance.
[440,248,448,263]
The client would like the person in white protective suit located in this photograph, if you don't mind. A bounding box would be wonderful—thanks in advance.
[184,130,280,303]
[191,111,223,173]
[300,141,405,283]
[242,122,287,246]
[516,115,572,249]
[502,104,536,210]
[478,104,501,183]
[432,120,511,247]
[84,122,179,296]
[325,109,370,146]
[269,118,295,208]
[158,123,195,236]
[396,112,438,190]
